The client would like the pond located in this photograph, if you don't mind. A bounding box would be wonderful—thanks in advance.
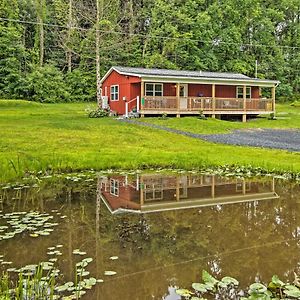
[0,171,299,299]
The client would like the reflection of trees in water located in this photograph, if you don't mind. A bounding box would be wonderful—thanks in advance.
[117,215,150,248]
[1,178,300,298]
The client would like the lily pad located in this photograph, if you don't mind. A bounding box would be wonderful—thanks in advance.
[109,256,119,260]
[192,283,207,293]
[176,289,193,297]
[104,271,117,276]
[249,282,267,293]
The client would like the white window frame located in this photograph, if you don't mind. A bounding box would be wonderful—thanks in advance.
[236,86,251,99]
[110,85,119,101]
[145,83,163,97]
[110,179,119,196]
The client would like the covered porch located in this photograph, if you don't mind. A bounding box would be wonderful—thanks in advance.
[139,81,276,121]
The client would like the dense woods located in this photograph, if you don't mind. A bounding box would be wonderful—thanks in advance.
[0,0,299,103]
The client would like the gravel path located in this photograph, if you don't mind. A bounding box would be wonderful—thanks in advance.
[119,119,300,152]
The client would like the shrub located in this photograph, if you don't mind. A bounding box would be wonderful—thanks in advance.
[158,113,168,120]
[65,70,96,102]
[86,106,110,118]
[198,110,207,120]
[25,65,70,103]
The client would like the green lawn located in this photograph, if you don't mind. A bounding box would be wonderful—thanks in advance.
[139,104,300,134]
[1,100,300,183]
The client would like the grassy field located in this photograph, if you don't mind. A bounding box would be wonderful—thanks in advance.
[1,100,300,183]
[139,103,300,134]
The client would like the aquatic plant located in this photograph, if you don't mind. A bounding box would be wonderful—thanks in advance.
[176,271,300,299]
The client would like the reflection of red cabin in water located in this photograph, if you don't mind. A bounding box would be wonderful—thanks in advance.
[99,174,278,214]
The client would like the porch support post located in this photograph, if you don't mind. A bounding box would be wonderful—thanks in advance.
[141,80,144,109]
[176,177,180,201]
[272,177,275,193]
[176,82,180,116]
[243,85,247,123]
[211,175,215,198]
[212,84,216,118]
[271,85,276,113]
[140,176,144,206]
[242,179,246,195]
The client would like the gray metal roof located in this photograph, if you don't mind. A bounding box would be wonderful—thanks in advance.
[100,66,279,86]
[114,66,250,80]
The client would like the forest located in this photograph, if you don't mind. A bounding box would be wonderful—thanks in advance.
[0,0,299,103]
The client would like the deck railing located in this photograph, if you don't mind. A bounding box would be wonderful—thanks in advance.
[142,96,273,112]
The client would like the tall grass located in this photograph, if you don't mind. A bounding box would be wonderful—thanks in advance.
[0,266,56,300]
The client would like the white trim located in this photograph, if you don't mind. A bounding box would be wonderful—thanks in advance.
[110,85,119,101]
[100,67,141,84]
[110,179,119,196]
[104,86,107,96]
[180,83,188,97]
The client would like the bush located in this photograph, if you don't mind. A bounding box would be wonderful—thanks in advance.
[65,69,96,102]
[291,101,300,107]
[86,106,110,118]
[198,110,207,120]
[25,65,70,103]
[158,113,168,120]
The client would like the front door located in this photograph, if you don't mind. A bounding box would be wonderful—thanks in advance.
[179,84,188,109]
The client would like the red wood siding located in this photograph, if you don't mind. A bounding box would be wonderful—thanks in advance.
[216,85,236,98]
[189,84,212,97]
[163,83,176,96]
[251,86,259,98]
[129,82,141,112]
[101,70,141,114]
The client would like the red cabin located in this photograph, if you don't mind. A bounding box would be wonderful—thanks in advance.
[100,66,279,121]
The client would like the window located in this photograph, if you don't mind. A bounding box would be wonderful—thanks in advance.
[110,85,119,101]
[144,183,163,201]
[110,179,119,196]
[237,86,251,99]
[145,83,163,97]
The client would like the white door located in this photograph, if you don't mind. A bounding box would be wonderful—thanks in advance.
[179,84,188,109]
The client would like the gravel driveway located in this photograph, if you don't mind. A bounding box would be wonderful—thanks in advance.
[200,129,300,152]
[119,119,300,152]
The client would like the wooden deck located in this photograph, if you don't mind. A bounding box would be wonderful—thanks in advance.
[140,96,274,118]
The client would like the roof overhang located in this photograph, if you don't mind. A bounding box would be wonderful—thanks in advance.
[101,192,279,215]
[141,76,279,87]
[100,67,280,87]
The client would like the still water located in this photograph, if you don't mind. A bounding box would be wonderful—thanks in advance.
[0,171,299,299]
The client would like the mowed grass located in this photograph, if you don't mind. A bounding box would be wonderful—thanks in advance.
[1,100,300,182]
[139,104,300,134]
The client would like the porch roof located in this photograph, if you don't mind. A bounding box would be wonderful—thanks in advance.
[101,66,280,87]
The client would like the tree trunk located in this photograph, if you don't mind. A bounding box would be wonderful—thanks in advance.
[36,0,44,66]
[96,0,102,108]
[67,0,73,72]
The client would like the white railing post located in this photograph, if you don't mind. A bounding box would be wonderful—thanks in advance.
[125,101,128,118]
[137,96,140,112]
